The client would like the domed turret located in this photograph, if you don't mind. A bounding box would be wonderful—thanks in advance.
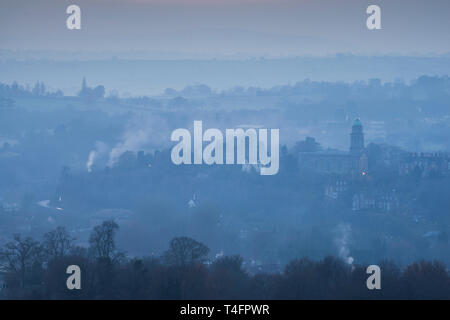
[353,118,362,127]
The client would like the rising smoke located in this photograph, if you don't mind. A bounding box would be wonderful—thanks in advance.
[86,141,108,172]
[107,114,171,167]
[334,223,354,266]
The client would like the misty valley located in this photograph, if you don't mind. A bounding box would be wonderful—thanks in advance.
[1,74,450,299]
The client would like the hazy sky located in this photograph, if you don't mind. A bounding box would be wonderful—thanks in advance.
[1,0,450,58]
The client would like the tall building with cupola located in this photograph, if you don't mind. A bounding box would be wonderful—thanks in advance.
[350,119,365,155]
[298,119,368,175]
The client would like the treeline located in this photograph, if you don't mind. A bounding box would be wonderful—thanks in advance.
[0,220,449,300]
[4,74,450,101]
[0,81,63,99]
[163,75,450,100]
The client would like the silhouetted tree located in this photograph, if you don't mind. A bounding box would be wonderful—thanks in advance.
[43,227,75,262]
[209,255,249,299]
[89,220,120,261]
[163,237,209,267]
[402,260,450,299]
[0,235,43,289]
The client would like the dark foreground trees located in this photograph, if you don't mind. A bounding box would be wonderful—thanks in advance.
[0,235,43,290]
[163,236,209,267]
[1,221,450,299]
[89,220,121,262]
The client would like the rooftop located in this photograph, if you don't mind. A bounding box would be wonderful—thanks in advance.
[353,118,362,127]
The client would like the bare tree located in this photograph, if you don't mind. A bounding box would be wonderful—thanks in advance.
[163,237,209,267]
[89,220,120,261]
[43,226,75,261]
[0,234,42,288]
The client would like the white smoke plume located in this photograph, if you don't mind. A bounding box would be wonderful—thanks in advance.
[334,223,354,266]
[86,141,108,172]
[107,114,170,167]
[86,151,96,172]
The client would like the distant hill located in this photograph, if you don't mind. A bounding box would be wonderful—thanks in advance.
[1,55,450,96]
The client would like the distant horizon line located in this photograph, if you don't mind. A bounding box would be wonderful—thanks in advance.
[2,50,450,62]
[1,73,449,99]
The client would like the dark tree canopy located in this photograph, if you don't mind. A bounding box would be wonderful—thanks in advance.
[163,236,209,267]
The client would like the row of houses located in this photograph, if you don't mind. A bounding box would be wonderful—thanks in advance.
[324,179,400,213]
[399,152,450,176]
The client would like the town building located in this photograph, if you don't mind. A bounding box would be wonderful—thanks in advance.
[298,119,368,175]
